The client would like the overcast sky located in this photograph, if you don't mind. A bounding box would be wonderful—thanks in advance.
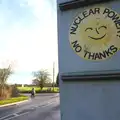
[0,0,58,84]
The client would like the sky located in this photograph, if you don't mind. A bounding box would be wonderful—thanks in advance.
[0,0,58,84]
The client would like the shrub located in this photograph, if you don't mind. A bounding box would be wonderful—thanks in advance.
[0,85,12,100]
[11,85,20,97]
[0,85,20,100]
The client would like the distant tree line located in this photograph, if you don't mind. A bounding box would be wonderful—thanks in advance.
[15,71,59,88]
[15,83,55,87]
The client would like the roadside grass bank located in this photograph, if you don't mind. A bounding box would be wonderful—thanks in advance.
[0,95,29,106]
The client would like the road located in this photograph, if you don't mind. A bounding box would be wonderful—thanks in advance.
[0,93,60,120]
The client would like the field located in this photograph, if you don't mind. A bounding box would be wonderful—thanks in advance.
[17,87,59,93]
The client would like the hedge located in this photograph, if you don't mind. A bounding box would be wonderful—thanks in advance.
[17,87,59,93]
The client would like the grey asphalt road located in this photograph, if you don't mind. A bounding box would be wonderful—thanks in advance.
[0,93,60,120]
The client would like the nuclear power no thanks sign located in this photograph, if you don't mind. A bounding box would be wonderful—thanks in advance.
[69,7,120,61]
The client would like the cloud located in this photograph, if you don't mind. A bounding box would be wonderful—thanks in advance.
[0,0,58,84]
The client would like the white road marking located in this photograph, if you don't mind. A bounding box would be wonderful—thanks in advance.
[0,101,56,120]
[0,114,14,120]
[13,113,19,117]
[4,112,29,120]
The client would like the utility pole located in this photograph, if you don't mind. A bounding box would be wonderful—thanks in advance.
[53,62,55,91]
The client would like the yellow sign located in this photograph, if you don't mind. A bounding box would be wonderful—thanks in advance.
[69,7,120,61]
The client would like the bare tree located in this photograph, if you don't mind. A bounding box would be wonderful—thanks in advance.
[32,69,51,90]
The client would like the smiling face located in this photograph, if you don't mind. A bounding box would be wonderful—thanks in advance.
[85,25,107,40]
[77,15,115,51]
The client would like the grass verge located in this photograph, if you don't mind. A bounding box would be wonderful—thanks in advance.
[0,95,29,106]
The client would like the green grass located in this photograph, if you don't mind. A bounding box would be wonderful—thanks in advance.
[0,95,29,106]
[17,87,59,93]
[17,87,40,91]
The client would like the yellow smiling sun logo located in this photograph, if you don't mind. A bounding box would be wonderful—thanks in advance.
[69,7,120,61]
[85,25,107,40]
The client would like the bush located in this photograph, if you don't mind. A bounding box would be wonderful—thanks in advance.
[0,85,12,100]
[0,85,20,100]
[11,85,20,97]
